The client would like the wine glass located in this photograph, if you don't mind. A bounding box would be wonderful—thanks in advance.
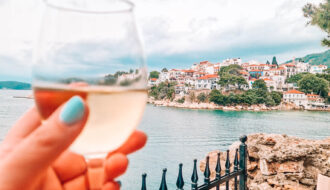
[32,0,147,160]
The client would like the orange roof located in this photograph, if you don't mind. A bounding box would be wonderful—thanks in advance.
[150,78,157,81]
[182,69,195,73]
[249,64,259,67]
[250,78,257,81]
[284,89,304,94]
[198,74,219,80]
[200,61,209,65]
[240,71,249,75]
[318,65,327,67]
[263,78,272,81]
[170,69,181,71]
[250,69,262,72]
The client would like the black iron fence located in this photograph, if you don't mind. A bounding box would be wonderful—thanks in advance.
[140,135,248,190]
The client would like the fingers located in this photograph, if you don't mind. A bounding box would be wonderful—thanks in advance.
[52,151,87,182]
[102,181,120,190]
[1,96,89,183]
[108,130,147,157]
[1,107,41,146]
[105,153,128,180]
[63,175,88,190]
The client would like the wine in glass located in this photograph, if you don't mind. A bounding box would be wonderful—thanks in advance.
[33,0,147,160]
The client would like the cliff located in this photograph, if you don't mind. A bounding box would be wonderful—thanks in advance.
[200,134,330,190]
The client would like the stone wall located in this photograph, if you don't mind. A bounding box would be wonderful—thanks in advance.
[200,134,330,190]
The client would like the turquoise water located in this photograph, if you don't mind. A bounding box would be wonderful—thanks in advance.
[0,90,329,189]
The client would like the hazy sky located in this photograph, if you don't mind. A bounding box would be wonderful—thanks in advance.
[0,0,327,81]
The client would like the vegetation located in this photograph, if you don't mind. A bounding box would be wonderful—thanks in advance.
[177,97,185,104]
[303,0,330,47]
[197,93,207,103]
[272,56,278,66]
[0,81,31,90]
[284,50,330,67]
[298,74,329,98]
[189,92,196,102]
[149,71,160,79]
[161,68,168,72]
[285,73,310,83]
[209,80,282,107]
[149,82,176,100]
[218,65,248,90]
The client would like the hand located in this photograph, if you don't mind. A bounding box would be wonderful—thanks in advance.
[0,96,147,190]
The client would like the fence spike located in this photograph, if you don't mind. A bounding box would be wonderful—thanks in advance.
[204,156,211,184]
[176,163,184,189]
[159,168,168,190]
[215,152,221,179]
[191,159,198,189]
[225,150,230,175]
[234,148,239,171]
[141,173,147,190]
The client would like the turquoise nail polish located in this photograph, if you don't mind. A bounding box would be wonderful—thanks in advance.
[60,96,85,125]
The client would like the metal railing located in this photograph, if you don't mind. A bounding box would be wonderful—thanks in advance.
[140,135,248,190]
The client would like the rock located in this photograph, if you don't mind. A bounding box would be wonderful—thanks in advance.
[200,134,330,190]
[300,178,315,186]
[260,159,277,176]
[278,161,304,173]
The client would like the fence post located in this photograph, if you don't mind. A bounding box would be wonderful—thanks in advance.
[191,159,198,189]
[159,169,168,190]
[141,173,147,190]
[239,135,247,190]
[176,163,184,190]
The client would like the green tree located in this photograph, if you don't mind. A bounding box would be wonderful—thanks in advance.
[252,79,267,91]
[149,71,160,79]
[177,97,185,103]
[266,60,270,65]
[197,93,207,103]
[303,0,330,47]
[270,91,282,105]
[161,68,168,72]
[209,90,227,105]
[272,56,278,66]
[316,73,330,83]
[298,74,329,97]
[286,73,310,83]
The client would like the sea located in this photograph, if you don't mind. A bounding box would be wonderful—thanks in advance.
[0,90,329,189]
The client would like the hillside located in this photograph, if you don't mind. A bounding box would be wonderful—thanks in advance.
[0,81,31,90]
[284,49,330,66]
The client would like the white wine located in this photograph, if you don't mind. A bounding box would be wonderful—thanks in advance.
[34,85,147,157]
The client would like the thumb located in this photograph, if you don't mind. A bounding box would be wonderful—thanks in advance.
[4,96,89,177]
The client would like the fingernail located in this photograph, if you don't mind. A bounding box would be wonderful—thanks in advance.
[60,96,85,125]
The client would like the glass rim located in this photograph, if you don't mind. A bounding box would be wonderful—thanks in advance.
[43,0,135,14]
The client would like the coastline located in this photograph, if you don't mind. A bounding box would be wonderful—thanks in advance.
[148,98,330,112]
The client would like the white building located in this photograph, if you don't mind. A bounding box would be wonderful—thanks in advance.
[283,89,307,107]
[195,74,220,90]
[310,65,327,74]
[222,58,242,66]
[295,61,310,73]
[159,71,170,82]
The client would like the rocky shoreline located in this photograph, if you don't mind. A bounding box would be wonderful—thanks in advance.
[148,98,330,112]
[148,99,301,111]
[200,133,330,190]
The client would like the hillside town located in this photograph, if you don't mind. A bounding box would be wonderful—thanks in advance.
[148,57,329,110]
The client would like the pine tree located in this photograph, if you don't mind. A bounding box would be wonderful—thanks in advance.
[266,60,270,65]
[272,56,278,67]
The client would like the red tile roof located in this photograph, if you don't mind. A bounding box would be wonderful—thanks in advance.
[284,89,304,94]
[150,78,157,81]
[198,74,219,80]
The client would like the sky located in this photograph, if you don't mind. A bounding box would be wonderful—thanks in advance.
[0,0,328,81]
